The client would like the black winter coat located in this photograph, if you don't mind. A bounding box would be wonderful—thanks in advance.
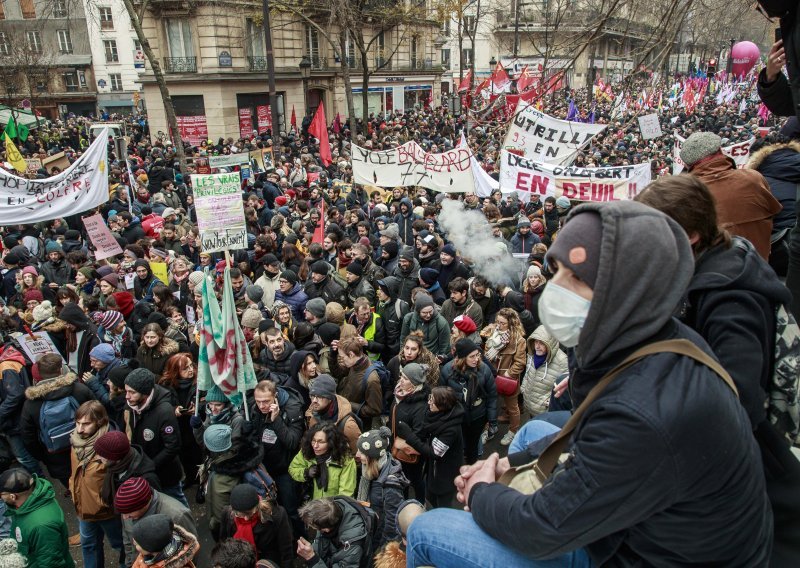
[438,360,498,425]
[250,386,306,476]
[304,276,346,305]
[218,503,294,568]
[758,5,800,121]
[747,143,800,231]
[124,384,184,487]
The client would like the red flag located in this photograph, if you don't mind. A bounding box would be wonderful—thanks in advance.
[474,77,490,97]
[516,65,534,93]
[491,61,511,93]
[457,70,472,93]
[290,106,297,130]
[313,193,325,243]
[308,101,332,166]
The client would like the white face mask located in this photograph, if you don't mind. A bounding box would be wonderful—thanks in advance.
[538,282,591,348]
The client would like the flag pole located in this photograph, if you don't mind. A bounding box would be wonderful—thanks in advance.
[222,249,250,421]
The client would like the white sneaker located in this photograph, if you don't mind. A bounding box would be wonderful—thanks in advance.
[500,430,515,446]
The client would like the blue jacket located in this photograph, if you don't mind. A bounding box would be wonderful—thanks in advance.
[274,283,309,321]
[438,359,497,425]
[510,230,541,254]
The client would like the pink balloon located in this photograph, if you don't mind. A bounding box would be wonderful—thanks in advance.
[731,41,760,77]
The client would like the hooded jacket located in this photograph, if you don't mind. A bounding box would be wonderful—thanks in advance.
[747,141,800,231]
[0,346,29,434]
[5,476,75,568]
[121,218,146,244]
[391,257,420,305]
[399,295,450,356]
[393,198,418,245]
[366,457,409,549]
[136,336,180,378]
[306,498,372,568]
[122,491,198,563]
[130,524,199,568]
[124,384,184,488]
[133,261,164,303]
[520,326,568,416]
[274,282,309,322]
[375,276,410,357]
[468,201,772,567]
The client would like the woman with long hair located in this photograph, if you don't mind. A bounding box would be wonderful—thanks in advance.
[136,322,180,377]
[55,286,81,315]
[522,264,547,318]
[355,428,409,549]
[288,423,356,501]
[272,301,295,341]
[387,331,440,389]
[482,308,527,445]
[438,339,497,464]
[159,353,202,487]
[152,284,176,316]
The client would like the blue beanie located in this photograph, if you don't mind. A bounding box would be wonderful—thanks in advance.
[203,424,232,453]
[419,267,439,287]
[204,385,229,404]
[45,241,63,254]
[89,343,116,364]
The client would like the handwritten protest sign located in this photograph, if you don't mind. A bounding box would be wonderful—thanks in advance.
[672,132,754,174]
[351,141,475,192]
[0,129,108,224]
[25,158,42,175]
[192,172,247,252]
[503,104,605,165]
[208,153,250,169]
[498,151,651,202]
[637,114,663,140]
[83,213,123,260]
[150,261,169,285]
[15,331,64,364]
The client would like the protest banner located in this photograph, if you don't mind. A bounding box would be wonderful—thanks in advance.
[249,149,265,171]
[15,331,64,364]
[208,153,250,169]
[503,103,606,165]
[83,213,123,260]
[351,141,475,192]
[257,105,272,131]
[637,114,663,140]
[238,108,253,139]
[498,150,651,202]
[195,157,211,174]
[192,172,247,253]
[0,128,109,224]
[672,132,754,174]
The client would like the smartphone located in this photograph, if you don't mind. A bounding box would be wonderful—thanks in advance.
[776,27,782,42]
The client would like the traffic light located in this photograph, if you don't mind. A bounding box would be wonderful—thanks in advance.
[707,58,717,74]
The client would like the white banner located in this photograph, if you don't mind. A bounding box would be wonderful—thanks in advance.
[208,153,250,169]
[672,133,754,174]
[503,104,606,165]
[351,141,475,192]
[0,128,109,224]
[499,150,651,202]
[192,172,247,253]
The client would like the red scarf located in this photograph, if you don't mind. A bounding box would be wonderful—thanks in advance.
[233,515,258,550]
[338,250,353,269]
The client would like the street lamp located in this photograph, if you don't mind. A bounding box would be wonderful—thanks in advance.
[726,38,735,75]
[489,56,497,69]
[299,55,312,116]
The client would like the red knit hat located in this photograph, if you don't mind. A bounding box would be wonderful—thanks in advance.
[115,477,152,514]
[111,292,135,318]
[94,431,130,462]
[23,289,44,304]
[453,315,477,335]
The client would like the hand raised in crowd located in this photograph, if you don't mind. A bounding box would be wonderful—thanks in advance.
[766,40,785,83]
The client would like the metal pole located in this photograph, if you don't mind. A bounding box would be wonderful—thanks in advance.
[513,0,521,58]
[726,38,735,75]
[302,77,309,117]
[262,0,281,135]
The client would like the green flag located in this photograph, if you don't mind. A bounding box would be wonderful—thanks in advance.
[2,116,29,142]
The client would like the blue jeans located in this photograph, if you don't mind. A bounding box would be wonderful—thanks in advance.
[0,501,10,538]
[509,419,561,454]
[7,434,44,476]
[161,481,190,509]
[406,508,594,568]
[79,517,125,568]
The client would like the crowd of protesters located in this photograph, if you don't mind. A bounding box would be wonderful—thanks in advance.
[0,60,798,568]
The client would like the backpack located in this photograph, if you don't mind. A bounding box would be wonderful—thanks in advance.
[337,410,364,433]
[334,496,379,568]
[769,304,800,443]
[360,361,393,415]
[39,396,79,453]
[243,463,279,502]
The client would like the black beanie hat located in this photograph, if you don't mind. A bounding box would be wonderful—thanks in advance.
[346,262,363,277]
[262,253,279,266]
[455,338,480,359]
[311,261,329,276]
[125,367,156,395]
[281,270,298,285]
[229,483,260,511]
[546,211,603,289]
[258,318,276,333]
[382,241,399,257]
[317,322,341,346]
[132,514,174,554]
[107,364,134,389]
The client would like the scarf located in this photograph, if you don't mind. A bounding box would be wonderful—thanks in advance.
[533,353,547,369]
[315,455,330,492]
[485,328,510,363]
[128,389,155,415]
[209,405,233,425]
[70,423,109,463]
[233,515,258,550]
[337,250,353,269]
[172,270,189,285]
[65,327,78,355]
[102,449,136,506]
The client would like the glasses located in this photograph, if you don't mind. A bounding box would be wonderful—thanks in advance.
[279,279,290,284]
[420,309,434,317]
[311,439,328,446]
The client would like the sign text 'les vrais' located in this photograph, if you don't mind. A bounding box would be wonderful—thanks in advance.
[0,128,109,224]
[351,141,475,192]
[192,172,247,253]
[499,150,651,202]
[503,104,606,165]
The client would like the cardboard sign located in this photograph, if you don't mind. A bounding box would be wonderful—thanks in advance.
[208,153,250,169]
[192,172,247,252]
[498,150,651,202]
[25,158,43,174]
[83,213,123,260]
[263,147,274,171]
[195,157,211,175]
[503,104,606,165]
[15,331,64,364]
[637,114,663,140]
[150,261,169,284]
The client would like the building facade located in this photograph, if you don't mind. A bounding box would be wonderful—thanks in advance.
[0,0,96,118]
[84,0,146,115]
[138,0,444,142]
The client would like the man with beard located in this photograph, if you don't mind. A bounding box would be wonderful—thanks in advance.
[345,263,376,308]
[40,242,72,291]
[437,244,471,291]
[391,249,420,305]
[440,277,484,328]
[260,327,296,378]
[305,374,361,452]
[305,261,346,305]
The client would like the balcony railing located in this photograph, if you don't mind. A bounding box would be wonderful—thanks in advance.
[164,56,196,73]
[248,56,268,71]
[310,55,326,69]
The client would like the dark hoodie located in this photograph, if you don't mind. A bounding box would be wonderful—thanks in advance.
[468,201,772,567]
[391,257,420,305]
[287,349,316,407]
[748,142,800,231]
[133,259,163,302]
[55,303,100,377]
[375,276,409,357]
[393,198,418,245]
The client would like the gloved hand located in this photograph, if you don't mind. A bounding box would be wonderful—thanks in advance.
[189,415,203,429]
[242,420,254,435]
[306,464,320,480]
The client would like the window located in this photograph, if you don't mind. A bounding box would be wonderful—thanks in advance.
[134,39,142,51]
[109,73,122,91]
[100,7,114,30]
[57,30,73,54]
[463,15,476,34]
[246,18,264,56]
[441,48,451,68]
[63,72,79,92]
[20,0,36,19]
[26,31,42,54]
[104,40,119,62]
[166,19,193,58]
[305,25,320,67]
[442,19,450,36]
[461,48,473,66]
[411,36,418,68]
[53,0,68,17]
[0,33,8,56]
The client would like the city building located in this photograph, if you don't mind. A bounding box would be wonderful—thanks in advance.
[84,0,146,115]
[138,0,445,141]
[0,0,96,118]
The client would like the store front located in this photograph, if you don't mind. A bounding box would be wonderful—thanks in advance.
[352,83,433,116]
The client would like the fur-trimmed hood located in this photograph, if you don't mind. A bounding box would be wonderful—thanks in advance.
[139,336,179,358]
[26,372,78,400]
[747,140,800,171]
